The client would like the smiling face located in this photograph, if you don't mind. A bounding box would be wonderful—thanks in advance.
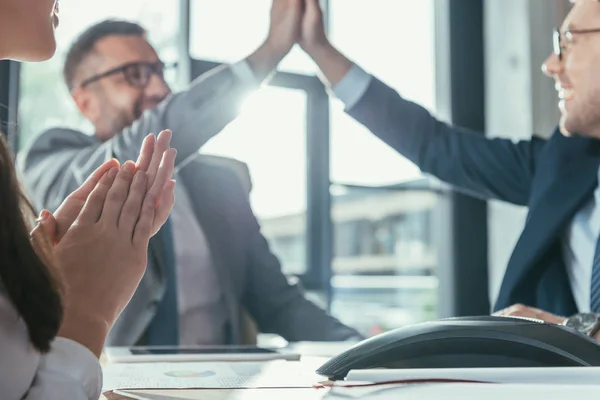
[0,0,60,61]
[543,0,600,138]
[71,34,171,141]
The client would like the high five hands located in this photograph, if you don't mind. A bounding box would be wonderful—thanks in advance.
[254,0,351,86]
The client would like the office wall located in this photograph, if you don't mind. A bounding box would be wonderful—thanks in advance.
[484,0,567,306]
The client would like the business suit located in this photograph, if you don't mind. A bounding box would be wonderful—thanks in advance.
[21,64,360,345]
[346,75,600,317]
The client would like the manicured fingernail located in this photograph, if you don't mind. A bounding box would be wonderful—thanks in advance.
[108,167,119,178]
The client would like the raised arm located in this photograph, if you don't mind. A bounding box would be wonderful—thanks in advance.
[21,0,303,212]
[111,0,304,167]
[299,0,546,205]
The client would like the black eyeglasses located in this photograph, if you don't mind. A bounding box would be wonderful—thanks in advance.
[553,26,600,61]
[79,61,177,88]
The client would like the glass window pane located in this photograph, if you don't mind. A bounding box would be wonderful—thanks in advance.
[328,0,440,337]
[18,0,179,149]
[189,0,316,75]
[330,184,440,336]
[201,87,307,275]
[329,0,436,186]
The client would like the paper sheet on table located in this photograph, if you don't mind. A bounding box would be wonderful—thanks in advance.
[324,383,600,399]
[102,360,323,392]
[113,388,326,400]
[346,366,600,385]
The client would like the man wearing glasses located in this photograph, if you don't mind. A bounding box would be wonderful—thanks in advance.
[295,0,600,340]
[21,1,361,347]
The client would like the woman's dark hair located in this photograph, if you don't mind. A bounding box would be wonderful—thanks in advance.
[0,133,62,352]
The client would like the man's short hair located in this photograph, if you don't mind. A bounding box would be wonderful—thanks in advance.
[63,20,146,91]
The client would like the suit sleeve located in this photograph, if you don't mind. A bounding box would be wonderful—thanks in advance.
[337,66,547,206]
[20,63,259,212]
[245,224,362,342]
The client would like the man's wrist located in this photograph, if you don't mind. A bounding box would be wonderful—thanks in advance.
[246,39,290,82]
[563,312,600,339]
[263,37,293,61]
[306,41,353,87]
[303,40,335,63]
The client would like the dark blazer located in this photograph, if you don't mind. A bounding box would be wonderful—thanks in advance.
[348,77,600,316]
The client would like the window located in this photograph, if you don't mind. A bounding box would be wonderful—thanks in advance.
[327,0,440,337]
[201,86,309,275]
[18,0,179,149]
[329,0,436,186]
[189,0,316,75]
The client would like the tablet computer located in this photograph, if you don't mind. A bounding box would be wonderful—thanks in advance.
[104,345,301,363]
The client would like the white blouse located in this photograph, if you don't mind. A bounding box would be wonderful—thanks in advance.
[0,295,102,400]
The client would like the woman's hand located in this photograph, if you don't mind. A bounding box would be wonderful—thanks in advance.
[30,131,176,357]
[40,130,174,245]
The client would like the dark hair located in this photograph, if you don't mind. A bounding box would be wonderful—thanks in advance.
[0,133,62,352]
[63,19,146,90]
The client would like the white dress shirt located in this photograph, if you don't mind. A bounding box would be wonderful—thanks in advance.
[171,175,228,345]
[0,294,101,400]
[561,167,600,312]
[333,63,600,314]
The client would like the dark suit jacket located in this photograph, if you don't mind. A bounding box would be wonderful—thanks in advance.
[349,77,600,316]
[20,64,360,345]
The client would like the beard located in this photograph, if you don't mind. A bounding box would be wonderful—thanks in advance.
[133,96,144,121]
[558,90,600,139]
[112,111,135,134]
[104,96,144,136]
[101,93,168,138]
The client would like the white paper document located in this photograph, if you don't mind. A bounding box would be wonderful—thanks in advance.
[102,360,323,392]
[113,388,326,400]
[346,366,600,385]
